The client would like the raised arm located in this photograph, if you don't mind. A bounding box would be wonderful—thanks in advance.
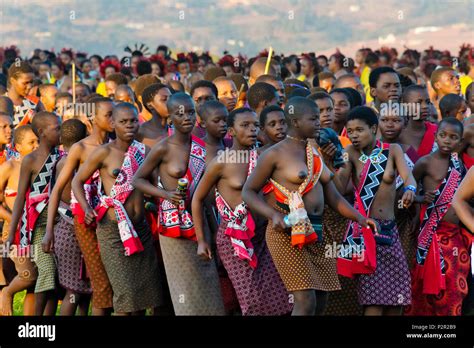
[191,158,223,260]
[242,150,286,230]
[7,156,33,245]
[71,146,107,225]
[332,145,354,194]
[452,167,474,232]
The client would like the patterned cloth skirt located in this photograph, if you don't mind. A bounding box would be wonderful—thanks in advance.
[405,221,471,316]
[74,216,113,309]
[357,219,411,306]
[53,205,92,294]
[32,209,57,293]
[159,234,226,315]
[323,206,363,315]
[265,211,341,292]
[96,215,163,313]
[217,219,292,315]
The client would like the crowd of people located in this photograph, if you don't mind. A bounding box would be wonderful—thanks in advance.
[0,42,473,316]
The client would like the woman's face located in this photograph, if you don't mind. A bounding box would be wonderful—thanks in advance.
[331,92,351,125]
[60,53,72,66]
[300,58,312,76]
[82,62,92,75]
[11,72,34,97]
[151,62,161,76]
[346,119,376,149]
[38,64,51,80]
[51,64,63,79]
[104,66,116,78]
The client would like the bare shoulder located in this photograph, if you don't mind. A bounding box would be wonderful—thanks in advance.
[0,159,14,173]
[67,141,85,158]
[150,136,170,154]
[388,143,403,156]
[207,153,225,173]
[344,144,358,161]
[92,142,112,159]
[414,154,429,171]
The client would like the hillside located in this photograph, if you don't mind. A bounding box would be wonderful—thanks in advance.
[0,0,473,58]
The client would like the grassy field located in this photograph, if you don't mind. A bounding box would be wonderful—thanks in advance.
[12,290,26,316]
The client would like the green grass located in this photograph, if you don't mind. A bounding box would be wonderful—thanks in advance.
[12,290,26,316]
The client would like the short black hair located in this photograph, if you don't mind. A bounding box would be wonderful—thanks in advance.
[284,96,319,124]
[330,88,354,108]
[7,61,34,82]
[342,87,363,107]
[60,119,87,148]
[259,105,284,126]
[166,92,193,113]
[247,82,277,110]
[365,52,380,66]
[401,84,428,103]
[141,83,169,113]
[87,96,113,120]
[31,111,58,137]
[227,107,254,128]
[307,91,333,103]
[288,88,311,99]
[190,80,218,99]
[256,74,282,84]
[439,94,464,118]
[284,78,310,98]
[369,66,398,88]
[198,100,228,121]
[13,125,35,146]
[112,102,138,119]
[105,73,128,86]
[347,106,378,127]
[136,60,152,76]
[438,117,463,136]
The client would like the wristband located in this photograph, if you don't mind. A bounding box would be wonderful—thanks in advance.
[403,185,416,193]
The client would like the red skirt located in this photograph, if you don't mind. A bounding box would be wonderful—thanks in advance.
[406,221,471,316]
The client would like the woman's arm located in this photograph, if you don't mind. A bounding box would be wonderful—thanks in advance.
[71,147,107,225]
[242,150,286,231]
[392,144,416,208]
[132,142,182,205]
[191,158,222,260]
[7,156,33,245]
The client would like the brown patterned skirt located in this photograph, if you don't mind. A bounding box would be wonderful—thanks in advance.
[159,234,226,315]
[265,210,341,292]
[74,216,113,309]
[216,220,292,315]
[96,215,163,313]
